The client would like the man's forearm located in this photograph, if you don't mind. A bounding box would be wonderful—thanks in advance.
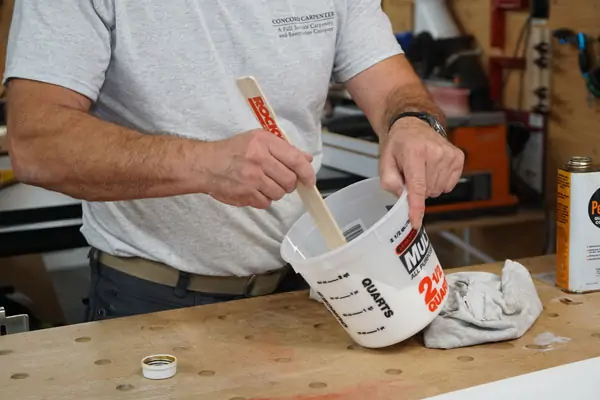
[345,55,446,138]
[9,104,209,201]
[380,82,446,135]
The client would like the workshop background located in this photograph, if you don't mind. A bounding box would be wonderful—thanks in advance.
[0,0,599,331]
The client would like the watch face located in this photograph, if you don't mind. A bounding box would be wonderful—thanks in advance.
[389,112,447,137]
[437,122,448,137]
[436,122,448,138]
[422,115,445,136]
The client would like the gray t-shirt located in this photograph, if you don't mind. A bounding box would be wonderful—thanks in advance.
[4,0,402,276]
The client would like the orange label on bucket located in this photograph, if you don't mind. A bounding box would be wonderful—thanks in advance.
[418,265,448,312]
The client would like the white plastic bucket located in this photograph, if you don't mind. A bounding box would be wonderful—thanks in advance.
[281,177,448,348]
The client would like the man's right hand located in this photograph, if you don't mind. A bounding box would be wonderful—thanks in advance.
[202,129,316,209]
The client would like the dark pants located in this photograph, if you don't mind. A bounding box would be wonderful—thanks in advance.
[84,249,309,322]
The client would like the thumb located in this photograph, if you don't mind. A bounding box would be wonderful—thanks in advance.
[380,153,404,196]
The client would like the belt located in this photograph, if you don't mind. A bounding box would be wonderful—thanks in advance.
[95,251,290,297]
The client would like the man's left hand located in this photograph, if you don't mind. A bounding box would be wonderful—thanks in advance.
[379,117,465,230]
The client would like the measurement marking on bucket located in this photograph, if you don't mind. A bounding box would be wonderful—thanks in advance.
[330,290,359,300]
[316,272,350,285]
[389,219,412,244]
[342,306,375,317]
[317,291,348,328]
[358,326,385,335]
[361,278,395,318]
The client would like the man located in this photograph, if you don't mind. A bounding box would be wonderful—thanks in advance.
[4,1,464,321]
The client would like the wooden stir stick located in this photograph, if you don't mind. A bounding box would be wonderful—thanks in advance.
[236,76,347,250]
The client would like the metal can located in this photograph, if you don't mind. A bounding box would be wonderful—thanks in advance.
[556,156,600,293]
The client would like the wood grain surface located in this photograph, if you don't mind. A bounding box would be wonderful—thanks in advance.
[1,255,599,400]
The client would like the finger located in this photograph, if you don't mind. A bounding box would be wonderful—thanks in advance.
[430,157,454,198]
[258,175,287,201]
[443,149,465,193]
[444,168,463,193]
[249,191,272,209]
[403,150,427,230]
[429,169,444,198]
[425,146,445,197]
[262,154,298,193]
[379,152,405,196]
[269,140,316,186]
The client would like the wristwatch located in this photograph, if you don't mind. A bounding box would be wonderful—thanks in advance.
[389,111,448,139]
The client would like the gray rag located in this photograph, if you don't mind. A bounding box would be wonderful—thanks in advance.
[423,259,543,349]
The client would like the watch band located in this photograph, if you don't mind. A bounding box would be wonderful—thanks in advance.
[389,111,448,138]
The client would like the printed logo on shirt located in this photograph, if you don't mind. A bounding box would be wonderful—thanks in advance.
[272,11,335,39]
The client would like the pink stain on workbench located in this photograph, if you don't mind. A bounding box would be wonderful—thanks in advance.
[251,380,415,400]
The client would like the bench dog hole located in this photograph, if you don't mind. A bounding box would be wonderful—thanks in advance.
[148,325,165,331]
[560,298,583,305]
[116,384,134,391]
[309,382,327,389]
[385,369,403,375]
[525,344,550,350]
[0,350,13,356]
[74,337,91,343]
[198,370,216,377]
[94,359,111,366]
[457,356,474,362]
[313,323,325,329]
[11,373,29,380]
[591,333,600,339]
[548,313,559,318]
[275,357,291,363]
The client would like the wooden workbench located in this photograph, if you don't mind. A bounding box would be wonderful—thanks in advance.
[1,255,599,399]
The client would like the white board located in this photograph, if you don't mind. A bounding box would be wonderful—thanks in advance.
[425,357,600,400]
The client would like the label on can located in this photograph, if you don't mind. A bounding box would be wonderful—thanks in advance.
[556,168,571,289]
[587,188,600,229]
[556,166,600,292]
